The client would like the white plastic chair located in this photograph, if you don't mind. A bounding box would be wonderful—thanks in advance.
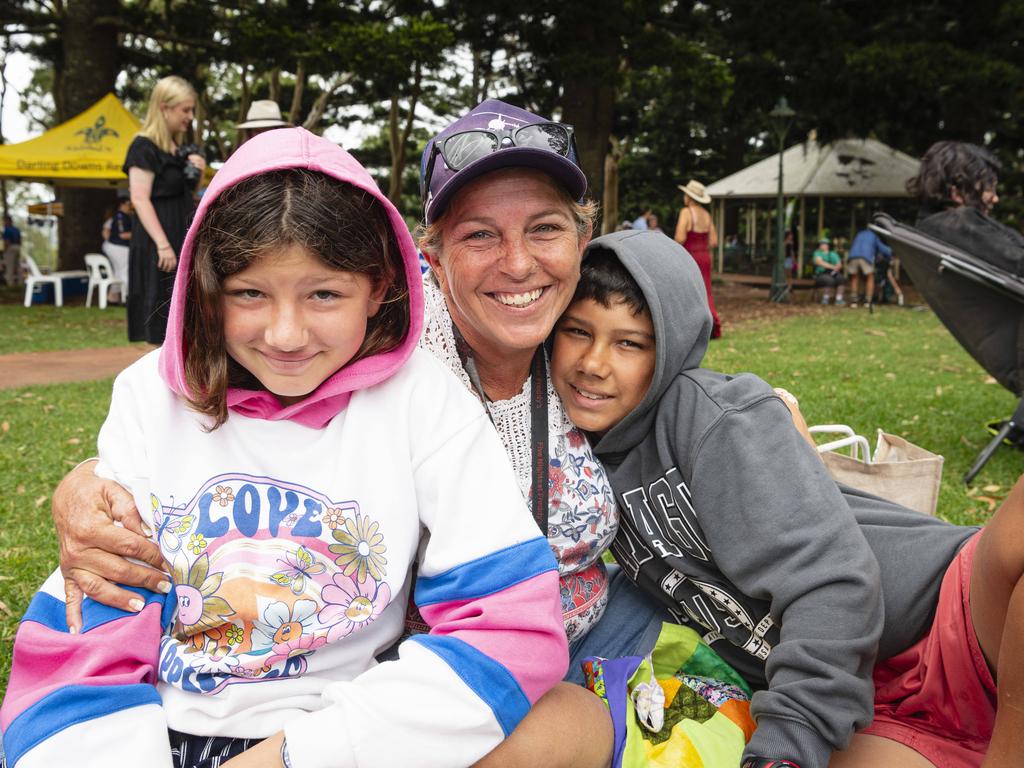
[22,254,89,308]
[85,253,125,309]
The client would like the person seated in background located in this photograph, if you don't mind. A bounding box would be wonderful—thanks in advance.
[907,141,1023,278]
[813,236,845,305]
[632,207,653,230]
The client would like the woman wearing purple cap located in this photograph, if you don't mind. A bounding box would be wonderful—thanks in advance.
[414,99,672,766]
[45,99,667,767]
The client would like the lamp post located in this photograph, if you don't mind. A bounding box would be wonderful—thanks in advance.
[769,96,795,303]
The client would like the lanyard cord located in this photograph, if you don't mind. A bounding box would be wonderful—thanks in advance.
[453,323,549,533]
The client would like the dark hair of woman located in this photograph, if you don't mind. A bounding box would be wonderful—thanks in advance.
[183,168,410,429]
[907,141,1001,214]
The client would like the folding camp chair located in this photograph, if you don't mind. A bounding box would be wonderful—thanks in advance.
[870,213,1024,483]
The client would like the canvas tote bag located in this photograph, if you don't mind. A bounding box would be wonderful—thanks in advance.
[818,428,944,516]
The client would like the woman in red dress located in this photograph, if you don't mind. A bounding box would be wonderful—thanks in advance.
[674,179,722,338]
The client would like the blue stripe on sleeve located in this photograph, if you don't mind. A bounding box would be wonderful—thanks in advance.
[22,586,170,634]
[415,537,556,607]
[2,684,161,767]
[410,634,530,737]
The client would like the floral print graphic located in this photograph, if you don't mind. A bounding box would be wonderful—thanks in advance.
[323,507,345,530]
[225,624,244,645]
[329,511,387,582]
[212,485,235,507]
[250,599,318,652]
[171,553,234,639]
[266,633,328,670]
[318,572,391,642]
[154,474,393,695]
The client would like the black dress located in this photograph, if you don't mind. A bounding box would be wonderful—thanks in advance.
[122,136,196,344]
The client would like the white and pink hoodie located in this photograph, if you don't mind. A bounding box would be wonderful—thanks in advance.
[0,129,567,768]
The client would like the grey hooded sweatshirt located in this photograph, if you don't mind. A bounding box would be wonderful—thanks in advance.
[585,230,977,768]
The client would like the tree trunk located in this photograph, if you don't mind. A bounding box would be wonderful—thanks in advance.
[288,60,306,125]
[268,68,280,103]
[55,0,120,271]
[387,62,422,205]
[1,43,8,219]
[561,76,614,212]
[602,134,621,235]
[238,63,251,121]
[300,73,351,133]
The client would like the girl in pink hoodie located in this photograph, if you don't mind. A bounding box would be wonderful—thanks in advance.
[1,128,566,768]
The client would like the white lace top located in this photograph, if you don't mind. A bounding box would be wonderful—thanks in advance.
[420,275,619,640]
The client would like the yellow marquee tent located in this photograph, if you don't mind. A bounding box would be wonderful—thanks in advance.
[0,93,140,187]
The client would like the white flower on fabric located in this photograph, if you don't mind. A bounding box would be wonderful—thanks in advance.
[250,599,318,651]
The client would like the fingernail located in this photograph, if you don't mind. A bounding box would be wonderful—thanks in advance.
[69,625,78,635]
[129,599,145,612]
[141,523,154,537]
[157,581,172,594]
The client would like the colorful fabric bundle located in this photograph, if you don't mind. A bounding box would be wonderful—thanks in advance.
[583,622,755,768]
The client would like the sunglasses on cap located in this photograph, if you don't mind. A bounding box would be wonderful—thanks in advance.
[421,122,577,218]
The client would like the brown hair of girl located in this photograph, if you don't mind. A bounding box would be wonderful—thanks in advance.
[183,168,410,429]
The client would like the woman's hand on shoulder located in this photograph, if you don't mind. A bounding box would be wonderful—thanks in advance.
[52,460,169,632]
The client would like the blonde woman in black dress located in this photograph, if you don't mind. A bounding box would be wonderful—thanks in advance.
[123,76,205,344]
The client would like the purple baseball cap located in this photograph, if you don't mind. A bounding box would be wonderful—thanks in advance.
[420,98,588,224]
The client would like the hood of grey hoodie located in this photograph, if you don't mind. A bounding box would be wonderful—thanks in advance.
[584,230,714,455]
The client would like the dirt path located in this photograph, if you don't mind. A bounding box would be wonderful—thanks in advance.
[0,345,151,390]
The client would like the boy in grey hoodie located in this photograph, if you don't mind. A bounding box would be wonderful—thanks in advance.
[550,230,1024,768]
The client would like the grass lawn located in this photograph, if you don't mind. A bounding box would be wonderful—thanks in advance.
[0,296,131,355]
[0,301,1020,696]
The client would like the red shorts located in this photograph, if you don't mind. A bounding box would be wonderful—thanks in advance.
[863,531,995,767]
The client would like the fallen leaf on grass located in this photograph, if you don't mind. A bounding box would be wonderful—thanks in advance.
[885,372,897,380]
[0,575,13,581]
[935,386,943,397]
[21,392,34,398]
[0,599,11,617]
[34,495,48,508]
[66,437,80,445]
[960,435,977,448]
[984,376,997,384]
[1,421,8,433]
[975,496,998,511]
[769,347,781,352]
[43,405,54,412]
[864,329,887,337]
[15,484,25,494]
[983,484,1001,493]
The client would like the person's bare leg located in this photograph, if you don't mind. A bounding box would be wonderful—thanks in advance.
[865,272,875,304]
[472,683,613,768]
[849,273,860,304]
[969,475,1024,766]
[829,734,936,767]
